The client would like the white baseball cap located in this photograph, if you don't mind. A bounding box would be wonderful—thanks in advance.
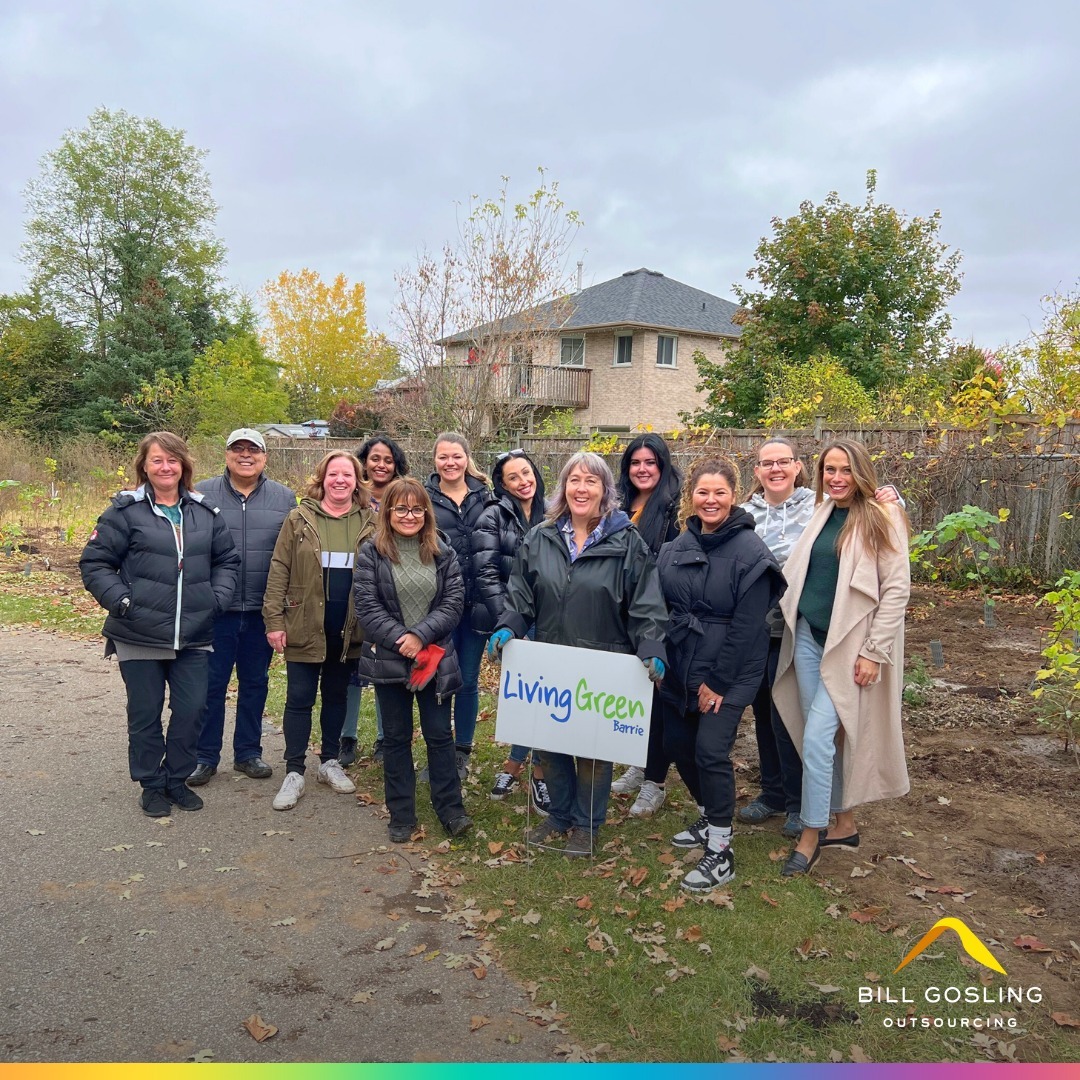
[226,428,267,451]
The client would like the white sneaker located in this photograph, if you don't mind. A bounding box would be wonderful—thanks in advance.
[611,765,644,794]
[318,759,356,794]
[272,772,305,811]
[629,780,666,817]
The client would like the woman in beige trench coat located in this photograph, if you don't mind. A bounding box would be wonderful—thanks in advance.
[771,440,910,876]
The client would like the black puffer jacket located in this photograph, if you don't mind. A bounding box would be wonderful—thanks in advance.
[80,485,240,650]
[656,509,785,712]
[471,457,546,633]
[498,511,668,662]
[353,538,464,697]
[424,473,490,622]
[195,471,296,612]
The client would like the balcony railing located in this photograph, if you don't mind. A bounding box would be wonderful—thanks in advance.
[433,363,591,409]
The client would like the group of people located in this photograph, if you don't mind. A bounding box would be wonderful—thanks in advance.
[80,425,911,892]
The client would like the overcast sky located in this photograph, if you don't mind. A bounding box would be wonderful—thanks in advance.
[1,1,1077,350]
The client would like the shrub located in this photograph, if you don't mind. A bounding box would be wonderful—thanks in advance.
[1032,571,1080,750]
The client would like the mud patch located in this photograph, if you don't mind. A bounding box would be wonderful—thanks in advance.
[750,987,858,1029]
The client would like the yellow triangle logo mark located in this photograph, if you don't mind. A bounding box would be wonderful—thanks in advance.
[894,917,1007,976]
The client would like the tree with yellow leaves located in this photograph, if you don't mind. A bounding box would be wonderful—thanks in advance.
[261,269,398,420]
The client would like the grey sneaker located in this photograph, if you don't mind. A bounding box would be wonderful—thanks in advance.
[611,765,644,794]
[272,771,305,811]
[562,826,595,858]
[672,813,709,848]
[629,780,666,818]
[317,759,355,793]
[781,812,804,839]
[681,847,735,892]
[735,797,784,824]
[525,819,566,846]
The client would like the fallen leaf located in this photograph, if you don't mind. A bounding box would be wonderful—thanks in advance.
[743,964,770,983]
[909,865,934,880]
[717,1034,741,1053]
[102,844,133,852]
[760,891,779,907]
[242,1014,277,1043]
[133,928,156,939]
[937,796,951,806]
[351,990,377,1004]
[469,1015,491,1032]
[188,1050,215,1062]
[177,860,187,870]
[213,866,239,873]
[26,829,45,835]
[145,841,164,847]
[473,966,488,980]
[1013,934,1051,952]
[849,1045,872,1063]
[1035,852,1046,864]
[407,943,428,957]
[520,909,542,925]
[271,917,296,927]
[825,903,843,919]
[685,925,703,943]
[373,938,396,951]
[118,889,131,900]
[864,971,880,982]
[576,895,593,910]
[1018,905,1046,918]
[661,895,686,913]
[849,906,886,924]
[262,829,289,836]
[627,867,648,887]
[355,791,376,805]
[657,852,676,865]
[930,885,966,895]
[487,841,504,855]
[828,1050,843,1063]
[1050,1012,1080,1028]
[809,982,843,993]
[850,866,873,878]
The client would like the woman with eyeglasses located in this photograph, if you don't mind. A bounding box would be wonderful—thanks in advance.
[472,449,552,816]
[737,438,902,842]
[339,434,411,767]
[771,440,911,877]
[487,452,668,858]
[610,434,683,817]
[263,451,375,810]
[424,432,492,781]
[353,477,471,841]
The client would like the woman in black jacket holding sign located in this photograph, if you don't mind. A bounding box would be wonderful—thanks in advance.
[353,477,471,843]
[488,452,668,857]
[80,432,239,817]
[657,458,785,892]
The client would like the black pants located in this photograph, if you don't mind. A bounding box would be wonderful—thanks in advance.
[118,650,208,790]
[643,684,670,784]
[282,655,352,774]
[751,638,803,814]
[377,682,465,829]
[662,697,742,827]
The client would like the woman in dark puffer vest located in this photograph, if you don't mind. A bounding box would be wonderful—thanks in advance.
[80,432,239,818]
[354,477,471,843]
[424,432,491,778]
[472,449,551,814]
[658,458,785,893]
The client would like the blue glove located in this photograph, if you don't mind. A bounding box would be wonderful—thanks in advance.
[643,657,665,683]
[487,628,514,660]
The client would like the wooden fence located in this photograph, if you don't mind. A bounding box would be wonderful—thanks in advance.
[264,420,1080,582]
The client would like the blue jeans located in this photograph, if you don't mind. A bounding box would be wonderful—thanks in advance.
[792,618,845,829]
[197,610,271,767]
[450,623,485,749]
[537,751,613,833]
[342,679,384,742]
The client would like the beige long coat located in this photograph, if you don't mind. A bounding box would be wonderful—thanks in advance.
[772,500,911,809]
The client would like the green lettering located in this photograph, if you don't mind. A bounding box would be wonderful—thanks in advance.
[615,696,628,720]
[628,698,645,719]
[602,694,618,719]
[575,678,591,711]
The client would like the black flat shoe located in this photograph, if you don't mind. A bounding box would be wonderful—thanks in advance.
[781,845,821,877]
[818,830,860,848]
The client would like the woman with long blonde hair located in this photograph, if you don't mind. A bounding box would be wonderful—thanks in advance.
[772,440,911,876]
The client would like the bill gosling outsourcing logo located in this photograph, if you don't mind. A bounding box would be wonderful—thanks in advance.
[861,917,1042,1030]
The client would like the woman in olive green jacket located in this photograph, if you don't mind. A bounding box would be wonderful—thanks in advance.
[263,451,376,810]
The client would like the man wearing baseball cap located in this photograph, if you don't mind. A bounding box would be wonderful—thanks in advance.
[188,429,297,786]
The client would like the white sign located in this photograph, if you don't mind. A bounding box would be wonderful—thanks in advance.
[494,639,654,766]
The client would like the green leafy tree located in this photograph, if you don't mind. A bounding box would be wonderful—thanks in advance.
[688,171,962,425]
[22,107,226,360]
[761,353,876,428]
[0,294,85,433]
[1008,288,1080,423]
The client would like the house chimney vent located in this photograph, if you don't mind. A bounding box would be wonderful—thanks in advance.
[576,260,583,293]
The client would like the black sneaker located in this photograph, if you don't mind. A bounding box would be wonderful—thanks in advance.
[672,813,709,848]
[338,738,357,767]
[165,785,204,812]
[233,757,272,779]
[530,776,552,817]
[186,763,216,786]
[444,814,473,837]
[141,789,171,818]
[371,738,384,764]
[389,822,417,843]
[490,771,518,800]
[681,847,735,892]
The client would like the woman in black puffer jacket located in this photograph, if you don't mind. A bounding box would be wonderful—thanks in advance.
[424,432,491,777]
[657,458,785,894]
[353,477,471,843]
[472,449,551,813]
[80,432,239,818]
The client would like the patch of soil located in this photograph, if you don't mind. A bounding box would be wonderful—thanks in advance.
[750,987,858,1029]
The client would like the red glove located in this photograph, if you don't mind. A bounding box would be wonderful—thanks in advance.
[407,644,445,691]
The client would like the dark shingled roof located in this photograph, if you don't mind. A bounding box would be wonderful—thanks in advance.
[440,268,743,343]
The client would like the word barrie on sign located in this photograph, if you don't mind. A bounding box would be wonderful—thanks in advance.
[494,639,653,766]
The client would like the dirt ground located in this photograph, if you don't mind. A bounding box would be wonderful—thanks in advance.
[4,541,1079,1051]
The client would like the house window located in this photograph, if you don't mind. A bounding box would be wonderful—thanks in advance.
[614,333,633,366]
[656,334,677,367]
[560,335,585,367]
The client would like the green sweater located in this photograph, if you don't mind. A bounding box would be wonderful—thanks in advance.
[797,507,849,647]
[392,535,437,629]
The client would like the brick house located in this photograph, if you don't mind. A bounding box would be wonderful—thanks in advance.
[440,268,742,433]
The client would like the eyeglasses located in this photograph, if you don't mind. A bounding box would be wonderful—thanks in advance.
[757,457,796,469]
[496,449,526,462]
[227,445,265,455]
[391,505,426,518]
